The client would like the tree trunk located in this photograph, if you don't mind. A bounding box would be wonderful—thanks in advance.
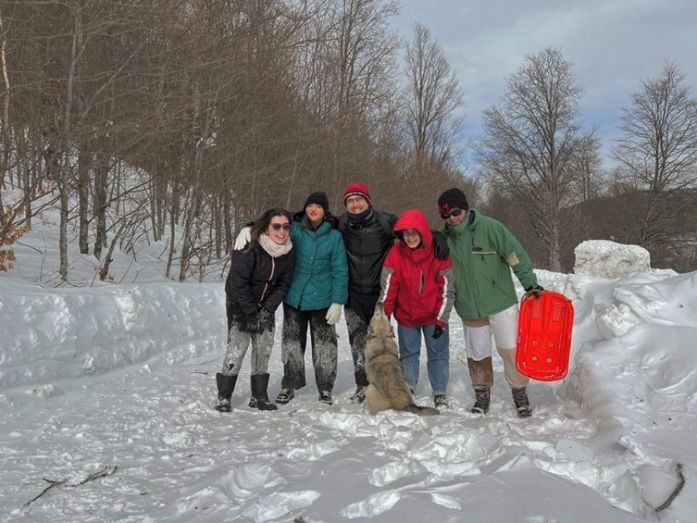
[59,5,82,282]
[92,148,108,260]
[77,145,90,254]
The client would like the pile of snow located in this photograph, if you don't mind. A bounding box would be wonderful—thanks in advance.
[1,217,696,522]
[574,240,651,279]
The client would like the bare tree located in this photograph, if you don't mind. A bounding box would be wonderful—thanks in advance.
[479,48,600,271]
[611,63,697,247]
[403,23,464,179]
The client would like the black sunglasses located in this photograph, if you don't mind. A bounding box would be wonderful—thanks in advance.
[270,223,291,231]
[439,208,463,220]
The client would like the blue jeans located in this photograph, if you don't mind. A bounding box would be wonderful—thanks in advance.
[397,324,449,395]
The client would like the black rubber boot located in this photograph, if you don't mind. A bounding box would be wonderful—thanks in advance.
[512,387,532,418]
[215,373,237,412]
[470,386,490,414]
[249,373,278,411]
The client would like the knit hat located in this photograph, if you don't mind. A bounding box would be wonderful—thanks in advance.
[437,188,469,211]
[303,191,329,211]
[343,182,371,205]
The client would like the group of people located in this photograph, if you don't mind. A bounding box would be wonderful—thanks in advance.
[214,182,542,418]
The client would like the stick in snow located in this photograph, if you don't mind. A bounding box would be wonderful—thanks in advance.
[24,466,118,507]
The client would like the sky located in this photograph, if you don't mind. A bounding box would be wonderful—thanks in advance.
[1,191,696,521]
[391,0,697,161]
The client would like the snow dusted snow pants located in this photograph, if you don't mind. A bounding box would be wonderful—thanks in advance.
[462,304,529,389]
[221,322,274,376]
[281,303,338,393]
[344,291,381,386]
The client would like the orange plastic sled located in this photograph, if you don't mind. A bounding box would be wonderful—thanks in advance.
[515,290,574,381]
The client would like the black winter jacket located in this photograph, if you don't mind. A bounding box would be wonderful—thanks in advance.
[225,243,296,327]
[339,209,396,299]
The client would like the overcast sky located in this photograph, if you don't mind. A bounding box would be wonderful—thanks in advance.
[391,0,697,163]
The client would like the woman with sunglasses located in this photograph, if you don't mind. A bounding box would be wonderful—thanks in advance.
[438,188,541,418]
[379,209,455,407]
[215,208,296,412]
[275,192,348,406]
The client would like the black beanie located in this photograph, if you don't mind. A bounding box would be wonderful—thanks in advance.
[303,191,329,211]
[437,188,469,211]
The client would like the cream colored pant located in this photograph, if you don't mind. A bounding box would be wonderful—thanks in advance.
[462,304,528,389]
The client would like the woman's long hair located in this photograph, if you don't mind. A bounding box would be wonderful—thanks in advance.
[246,208,292,251]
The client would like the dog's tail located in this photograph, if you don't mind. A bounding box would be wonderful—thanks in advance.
[405,404,440,416]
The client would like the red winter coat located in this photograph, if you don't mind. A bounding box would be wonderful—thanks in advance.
[379,209,454,328]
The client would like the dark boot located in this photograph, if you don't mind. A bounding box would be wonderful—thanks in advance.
[470,386,490,414]
[350,369,368,403]
[215,373,237,412]
[319,390,333,405]
[512,387,532,418]
[275,388,295,404]
[249,373,278,411]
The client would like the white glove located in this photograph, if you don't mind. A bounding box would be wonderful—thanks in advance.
[233,226,252,250]
[325,303,343,325]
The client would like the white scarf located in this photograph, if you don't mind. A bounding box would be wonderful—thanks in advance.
[258,233,292,258]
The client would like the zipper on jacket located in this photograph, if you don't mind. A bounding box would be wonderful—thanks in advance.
[258,257,275,309]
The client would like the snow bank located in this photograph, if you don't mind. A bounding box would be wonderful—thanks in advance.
[574,240,651,279]
[0,280,225,390]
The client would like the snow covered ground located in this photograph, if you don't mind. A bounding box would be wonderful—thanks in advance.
[1,215,696,522]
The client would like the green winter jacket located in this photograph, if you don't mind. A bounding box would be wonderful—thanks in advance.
[444,209,538,320]
[284,216,348,311]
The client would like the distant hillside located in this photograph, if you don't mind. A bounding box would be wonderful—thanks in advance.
[484,188,697,274]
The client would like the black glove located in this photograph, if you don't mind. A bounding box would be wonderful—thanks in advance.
[524,285,544,298]
[259,308,275,332]
[432,325,444,339]
[242,311,261,334]
[432,230,449,260]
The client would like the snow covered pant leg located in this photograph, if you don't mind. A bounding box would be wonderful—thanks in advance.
[490,304,529,389]
[249,326,275,375]
[308,308,338,393]
[467,357,494,388]
[221,324,252,375]
[281,303,308,390]
[397,324,422,391]
[423,324,449,396]
[344,305,367,380]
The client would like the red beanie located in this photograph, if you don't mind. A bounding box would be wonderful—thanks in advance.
[343,182,371,205]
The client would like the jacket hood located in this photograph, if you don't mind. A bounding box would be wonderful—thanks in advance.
[393,209,432,249]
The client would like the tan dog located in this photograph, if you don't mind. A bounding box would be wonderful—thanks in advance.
[364,302,439,416]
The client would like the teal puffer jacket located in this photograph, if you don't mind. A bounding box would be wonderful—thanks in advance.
[444,209,538,319]
[284,216,348,311]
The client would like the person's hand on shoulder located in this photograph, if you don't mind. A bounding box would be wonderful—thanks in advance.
[431,230,449,260]
[234,225,253,250]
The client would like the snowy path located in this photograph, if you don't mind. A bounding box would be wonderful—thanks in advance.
[1,271,695,522]
[1,342,644,522]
